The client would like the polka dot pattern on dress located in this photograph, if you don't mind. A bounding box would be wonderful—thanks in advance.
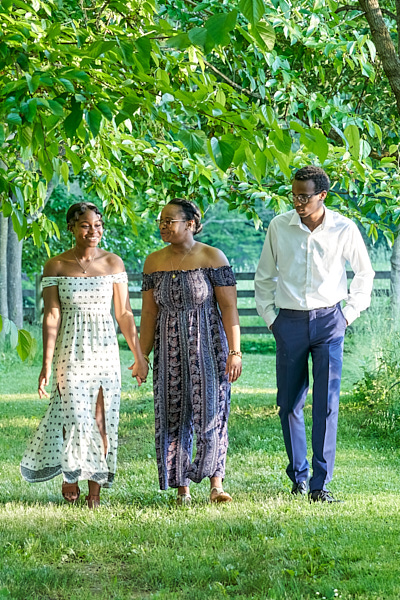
[20,273,128,488]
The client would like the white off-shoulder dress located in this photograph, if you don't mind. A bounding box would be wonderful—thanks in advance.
[20,273,128,488]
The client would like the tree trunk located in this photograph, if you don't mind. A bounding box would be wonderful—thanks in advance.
[35,272,43,324]
[358,0,400,114]
[7,217,23,329]
[390,228,400,318]
[0,213,8,320]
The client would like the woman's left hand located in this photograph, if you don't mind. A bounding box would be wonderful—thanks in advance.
[129,359,149,386]
[225,354,242,383]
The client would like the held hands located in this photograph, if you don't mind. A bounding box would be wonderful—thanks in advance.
[225,354,242,383]
[128,357,149,387]
[38,366,51,399]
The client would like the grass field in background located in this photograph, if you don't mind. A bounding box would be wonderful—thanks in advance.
[1,304,400,600]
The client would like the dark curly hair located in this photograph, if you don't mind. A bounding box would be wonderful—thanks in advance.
[167,198,203,235]
[66,202,103,231]
[293,166,330,193]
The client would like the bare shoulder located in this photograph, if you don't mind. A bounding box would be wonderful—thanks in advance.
[198,243,229,268]
[102,250,125,273]
[143,247,168,274]
[42,252,70,276]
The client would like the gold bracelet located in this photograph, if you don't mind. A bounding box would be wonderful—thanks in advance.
[228,350,242,359]
[143,354,153,369]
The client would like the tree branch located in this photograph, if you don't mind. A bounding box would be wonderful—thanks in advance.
[181,0,213,16]
[203,59,264,101]
[336,4,397,19]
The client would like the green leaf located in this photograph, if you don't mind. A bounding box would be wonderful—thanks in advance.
[6,112,22,126]
[188,27,209,49]
[11,209,27,240]
[383,230,394,247]
[25,72,40,93]
[178,130,206,155]
[32,122,45,153]
[48,100,64,116]
[300,128,329,164]
[86,108,102,138]
[17,329,34,361]
[134,36,152,71]
[87,40,116,59]
[166,33,191,50]
[239,0,265,25]
[18,125,32,148]
[32,220,42,246]
[365,39,376,62]
[269,146,291,178]
[64,104,83,139]
[209,137,235,171]
[61,161,69,185]
[248,20,275,52]
[0,314,2,333]
[96,102,114,121]
[205,11,237,48]
[269,130,292,155]
[38,149,54,182]
[65,146,82,175]
[344,124,360,160]
[17,52,30,71]
[290,121,305,135]
[58,78,75,92]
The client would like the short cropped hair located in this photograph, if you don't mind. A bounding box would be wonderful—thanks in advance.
[293,166,330,193]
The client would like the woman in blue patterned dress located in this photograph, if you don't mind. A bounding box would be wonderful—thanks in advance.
[138,199,242,505]
[20,202,149,508]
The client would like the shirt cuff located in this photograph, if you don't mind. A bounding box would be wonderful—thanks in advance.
[264,309,278,329]
[342,305,358,326]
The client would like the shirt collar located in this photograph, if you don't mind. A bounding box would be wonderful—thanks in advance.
[289,206,333,230]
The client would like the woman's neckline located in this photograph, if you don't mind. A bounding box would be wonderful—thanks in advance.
[145,266,231,275]
[42,273,125,279]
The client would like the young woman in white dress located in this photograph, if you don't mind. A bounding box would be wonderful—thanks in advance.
[20,203,148,508]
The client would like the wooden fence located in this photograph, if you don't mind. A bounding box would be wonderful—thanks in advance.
[125,270,391,335]
[23,270,391,334]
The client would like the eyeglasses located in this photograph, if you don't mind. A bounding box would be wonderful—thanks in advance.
[155,218,186,227]
[289,191,325,205]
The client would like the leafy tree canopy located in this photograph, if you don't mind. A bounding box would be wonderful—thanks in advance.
[0,0,399,250]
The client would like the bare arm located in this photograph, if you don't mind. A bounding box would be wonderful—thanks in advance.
[214,285,242,383]
[139,289,159,356]
[38,286,61,398]
[113,281,148,384]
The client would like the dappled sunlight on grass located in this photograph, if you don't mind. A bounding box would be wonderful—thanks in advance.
[2,351,400,599]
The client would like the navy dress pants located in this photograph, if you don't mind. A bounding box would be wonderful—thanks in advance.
[272,304,347,492]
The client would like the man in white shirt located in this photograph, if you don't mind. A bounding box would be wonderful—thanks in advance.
[255,166,375,502]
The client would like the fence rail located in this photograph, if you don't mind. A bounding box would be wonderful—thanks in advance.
[23,270,391,334]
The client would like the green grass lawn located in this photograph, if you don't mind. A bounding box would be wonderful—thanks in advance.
[1,340,400,599]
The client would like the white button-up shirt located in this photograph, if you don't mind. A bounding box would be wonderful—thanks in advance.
[255,207,375,327]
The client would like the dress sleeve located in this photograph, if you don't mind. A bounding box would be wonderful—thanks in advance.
[208,266,236,287]
[112,272,128,284]
[141,272,155,291]
[41,277,59,288]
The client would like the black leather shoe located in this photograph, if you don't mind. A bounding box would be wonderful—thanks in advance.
[308,490,342,503]
[291,481,308,496]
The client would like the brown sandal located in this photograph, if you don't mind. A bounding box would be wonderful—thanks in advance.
[210,487,232,503]
[85,494,100,509]
[62,482,80,504]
